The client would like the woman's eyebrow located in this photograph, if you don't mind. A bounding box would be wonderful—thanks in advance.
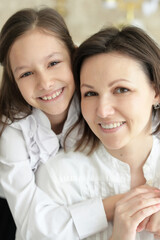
[108,79,130,87]
[81,84,94,89]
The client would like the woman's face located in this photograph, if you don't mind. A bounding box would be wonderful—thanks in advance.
[9,28,75,125]
[80,52,159,151]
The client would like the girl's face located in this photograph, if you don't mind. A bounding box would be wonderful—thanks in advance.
[9,28,75,125]
[80,52,159,151]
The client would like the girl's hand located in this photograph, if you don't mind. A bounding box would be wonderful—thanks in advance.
[111,185,160,240]
[136,216,150,232]
[145,210,160,238]
[102,194,125,221]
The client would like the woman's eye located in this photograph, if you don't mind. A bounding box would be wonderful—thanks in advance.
[48,61,59,68]
[114,87,129,94]
[84,91,98,97]
[20,72,32,78]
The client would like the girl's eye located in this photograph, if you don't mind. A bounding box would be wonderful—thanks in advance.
[48,61,59,68]
[20,72,33,78]
[114,87,129,94]
[84,91,98,97]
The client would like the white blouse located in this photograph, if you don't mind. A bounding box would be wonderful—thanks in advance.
[0,95,107,240]
[36,135,160,240]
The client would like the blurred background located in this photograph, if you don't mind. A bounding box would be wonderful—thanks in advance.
[0,0,160,78]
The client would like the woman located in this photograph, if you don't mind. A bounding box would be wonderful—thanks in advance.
[36,25,160,240]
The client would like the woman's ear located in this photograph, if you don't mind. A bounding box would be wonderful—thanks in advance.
[153,93,160,110]
[153,95,160,105]
[152,83,160,105]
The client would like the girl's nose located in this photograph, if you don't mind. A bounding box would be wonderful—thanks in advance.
[96,98,115,118]
[37,72,54,90]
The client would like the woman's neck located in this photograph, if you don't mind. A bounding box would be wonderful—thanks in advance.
[107,135,153,188]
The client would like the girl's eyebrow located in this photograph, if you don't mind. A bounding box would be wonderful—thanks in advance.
[13,52,62,74]
[81,84,94,89]
[45,52,62,60]
[14,65,29,74]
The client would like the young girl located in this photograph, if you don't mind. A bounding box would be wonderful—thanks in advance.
[0,7,110,240]
[36,25,160,240]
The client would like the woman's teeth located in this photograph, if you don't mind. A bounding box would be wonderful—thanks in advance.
[101,122,124,129]
[41,89,62,100]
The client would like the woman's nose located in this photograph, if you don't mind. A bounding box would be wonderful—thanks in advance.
[96,98,115,118]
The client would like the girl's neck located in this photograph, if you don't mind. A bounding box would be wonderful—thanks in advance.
[46,108,68,134]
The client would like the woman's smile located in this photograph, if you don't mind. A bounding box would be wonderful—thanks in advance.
[80,52,158,151]
[99,121,126,132]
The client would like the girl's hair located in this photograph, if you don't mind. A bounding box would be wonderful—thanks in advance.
[73,25,160,154]
[0,7,75,135]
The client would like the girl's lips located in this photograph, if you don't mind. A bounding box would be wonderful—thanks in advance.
[39,88,63,101]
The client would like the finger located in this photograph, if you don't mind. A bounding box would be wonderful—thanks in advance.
[136,216,150,232]
[132,204,160,225]
[146,210,160,233]
[129,197,160,216]
[154,234,160,239]
[117,193,160,217]
[117,186,160,205]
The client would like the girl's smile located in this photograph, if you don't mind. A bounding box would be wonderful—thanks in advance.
[9,28,75,127]
[39,88,64,101]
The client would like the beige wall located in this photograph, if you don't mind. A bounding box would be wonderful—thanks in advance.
[0,0,160,80]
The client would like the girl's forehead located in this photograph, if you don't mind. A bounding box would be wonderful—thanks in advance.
[11,28,68,54]
[17,28,59,42]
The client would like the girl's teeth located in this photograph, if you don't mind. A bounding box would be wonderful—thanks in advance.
[101,122,123,129]
[43,96,48,100]
[41,89,62,100]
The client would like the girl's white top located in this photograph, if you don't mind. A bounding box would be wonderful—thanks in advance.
[0,95,107,240]
[36,134,160,240]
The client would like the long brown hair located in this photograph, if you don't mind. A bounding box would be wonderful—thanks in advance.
[0,7,75,135]
[73,25,160,154]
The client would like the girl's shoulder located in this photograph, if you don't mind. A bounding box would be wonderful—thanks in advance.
[10,108,50,129]
[0,119,29,163]
[0,108,59,169]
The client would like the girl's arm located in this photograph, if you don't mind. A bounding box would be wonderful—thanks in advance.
[110,186,160,240]
[103,194,125,221]
[0,125,107,240]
